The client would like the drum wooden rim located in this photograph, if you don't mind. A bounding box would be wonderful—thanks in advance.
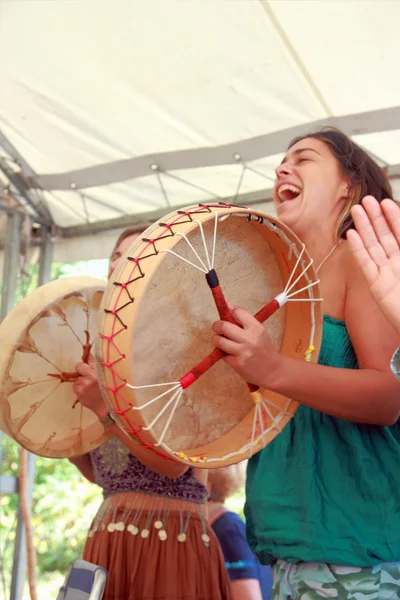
[0,276,111,458]
[96,204,323,468]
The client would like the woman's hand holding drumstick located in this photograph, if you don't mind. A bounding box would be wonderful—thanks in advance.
[347,196,400,337]
[212,308,282,389]
[73,355,188,478]
[72,355,108,420]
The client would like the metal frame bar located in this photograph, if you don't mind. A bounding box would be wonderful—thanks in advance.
[36,106,400,191]
[0,161,52,224]
[59,192,274,238]
[38,226,54,286]
[0,210,53,600]
[0,200,19,216]
[0,127,53,225]
[9,452,36,600]
[0,130,36,180]
[0,476,18,495]
[6,224,53,599]
[0,209,23,600]
[388,164,400,178]
[1,211,22,321]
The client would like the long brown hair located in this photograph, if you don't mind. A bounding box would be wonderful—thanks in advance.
[288,128,394,240]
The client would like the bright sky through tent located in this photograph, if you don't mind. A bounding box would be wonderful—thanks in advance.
[58,259,109,281]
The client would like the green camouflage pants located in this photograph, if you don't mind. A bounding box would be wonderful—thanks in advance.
[272,560,400,599]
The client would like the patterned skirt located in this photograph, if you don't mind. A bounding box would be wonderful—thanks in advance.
[83,490,233,600]
[272,560,400,599]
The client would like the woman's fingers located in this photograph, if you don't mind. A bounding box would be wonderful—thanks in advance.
[349,198,400,278]
[360,196,399,259]
[381,198,400,248]
[75,361,92,377]
[350,200,386,265]
[230,307,259,330]
[212,334,241,356]
[347,228,378,286]
[212,318,246,343]
[72,381,83,398]
[87,353,96,367]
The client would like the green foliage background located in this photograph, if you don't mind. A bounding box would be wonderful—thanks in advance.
[0,259,107,599]
[0,440,103,597]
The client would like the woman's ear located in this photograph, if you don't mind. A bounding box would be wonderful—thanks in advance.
[341,177,352,199]
[336,178,354,209]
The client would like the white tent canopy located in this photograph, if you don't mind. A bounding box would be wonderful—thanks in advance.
[3,4,400,595]
[1,0,400,262]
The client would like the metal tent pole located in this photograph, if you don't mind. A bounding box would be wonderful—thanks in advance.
[38,225,53,286]
[8,453,36,600]
[7,223,53,600]
[1,211,22,321]
[0,208,22,489]
[0,209,25,600]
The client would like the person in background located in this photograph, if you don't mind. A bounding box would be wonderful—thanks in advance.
[348,195,400,381]
[70,226,233,600]
[208,463,272,600]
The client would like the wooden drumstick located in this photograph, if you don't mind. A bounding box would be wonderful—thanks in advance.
[179,294,281,390]
[48,330,92,396]
[205,268,259,393]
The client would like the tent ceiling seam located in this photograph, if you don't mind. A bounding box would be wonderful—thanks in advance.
[259,0,333,118]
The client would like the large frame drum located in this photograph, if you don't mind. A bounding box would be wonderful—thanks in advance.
[96,204,323,468]
[0,277,110,458]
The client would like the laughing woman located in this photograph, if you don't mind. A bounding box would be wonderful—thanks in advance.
[212,129,400,599]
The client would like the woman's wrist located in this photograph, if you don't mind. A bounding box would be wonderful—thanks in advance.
[260,353,290,392]
[98,408,115,426]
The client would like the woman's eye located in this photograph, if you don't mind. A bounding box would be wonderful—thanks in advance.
[298,158,309,164]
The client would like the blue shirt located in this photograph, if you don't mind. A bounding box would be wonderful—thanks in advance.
[211,511,272,600]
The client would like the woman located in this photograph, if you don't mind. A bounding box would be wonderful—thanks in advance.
[348,196,400,381]
[212,129,400,598]
[208,463,273,600]
[70,227,233,600]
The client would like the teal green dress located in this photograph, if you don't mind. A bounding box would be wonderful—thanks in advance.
[245,315,400,567]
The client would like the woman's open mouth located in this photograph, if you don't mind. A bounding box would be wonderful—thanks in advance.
[277,184,302,202]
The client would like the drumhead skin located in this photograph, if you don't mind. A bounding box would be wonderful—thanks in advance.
[96,204,323,468]
[0,276,111,458]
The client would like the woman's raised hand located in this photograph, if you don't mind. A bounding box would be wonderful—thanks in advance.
[347,196,400,335]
